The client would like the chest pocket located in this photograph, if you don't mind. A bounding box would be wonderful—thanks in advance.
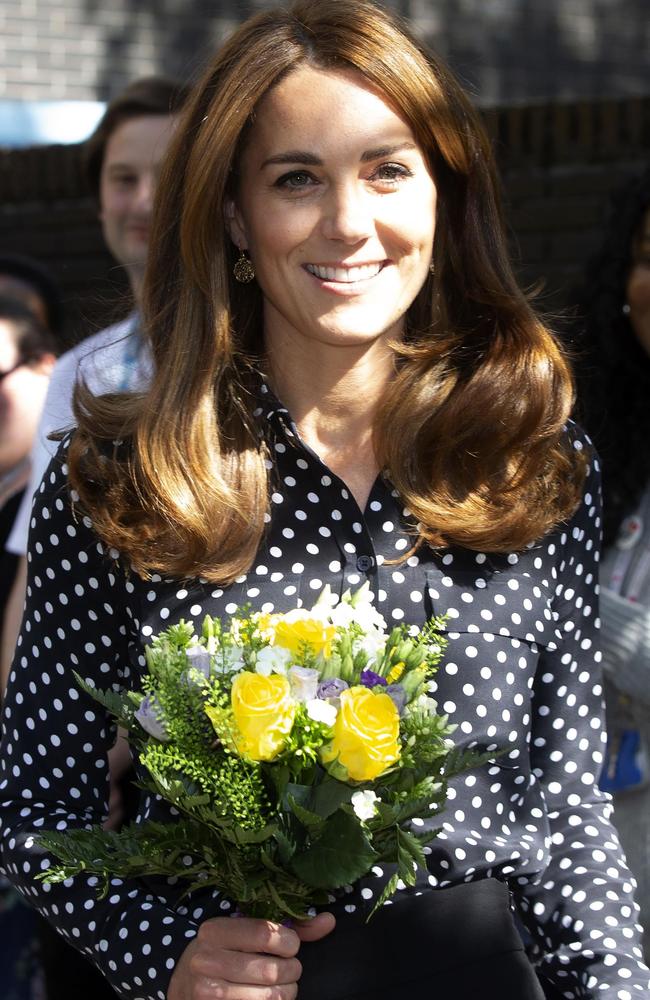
[425,568,556,649]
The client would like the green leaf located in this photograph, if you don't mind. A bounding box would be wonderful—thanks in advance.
[290,810,377,889]
[273,829,297,866]
[320,755,349,783]
[267,763,290,801]
[366,872,400,921]
[397,827,427,878]
[442,745,502,781]
[73,672,136,728]
[284,783,311,809]
[286,794,324,835]
[308,776,353,819]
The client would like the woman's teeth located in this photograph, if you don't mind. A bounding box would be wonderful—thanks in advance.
[305,263,383,282]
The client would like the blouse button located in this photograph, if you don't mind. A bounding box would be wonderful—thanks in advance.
[356,554,375,572]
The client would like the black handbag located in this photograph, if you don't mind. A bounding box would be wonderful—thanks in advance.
[298,878,546,1000]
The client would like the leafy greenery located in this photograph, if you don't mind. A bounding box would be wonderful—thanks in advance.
[37,592,494,921]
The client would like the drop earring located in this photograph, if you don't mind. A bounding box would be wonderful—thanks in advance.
[429,261,435,275]
[233,249,255,283]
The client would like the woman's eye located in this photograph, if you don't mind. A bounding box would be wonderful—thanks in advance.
[372,162,412,184]
[274,170,316,191]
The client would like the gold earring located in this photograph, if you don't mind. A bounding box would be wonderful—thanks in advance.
[429,261,435,275]
[233,249,255,283]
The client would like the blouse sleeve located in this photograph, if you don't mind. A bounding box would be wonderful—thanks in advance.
[0,443,199,1000]
[516,444,650,997]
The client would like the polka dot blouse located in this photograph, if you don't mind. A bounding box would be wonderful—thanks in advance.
[1,384,649,999]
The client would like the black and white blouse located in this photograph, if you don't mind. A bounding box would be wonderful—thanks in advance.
[1,384,649,999]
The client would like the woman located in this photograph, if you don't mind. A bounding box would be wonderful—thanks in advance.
[0,296,56,1000]
[1,2,648,998]
[0,297,56,672]
[576,167,650,963]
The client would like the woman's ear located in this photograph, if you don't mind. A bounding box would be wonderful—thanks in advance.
[224,198,247,251]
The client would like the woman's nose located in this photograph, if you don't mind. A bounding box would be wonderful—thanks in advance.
[320,182,374,244]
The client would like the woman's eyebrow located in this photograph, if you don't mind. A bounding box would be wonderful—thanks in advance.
[261,141,418,169]
[261,151,322,168]
[359,141,417,162]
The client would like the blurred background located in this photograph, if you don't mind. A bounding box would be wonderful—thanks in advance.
[1,0,649,349]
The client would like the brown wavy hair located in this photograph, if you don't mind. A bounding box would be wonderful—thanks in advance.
[69,0,586,582]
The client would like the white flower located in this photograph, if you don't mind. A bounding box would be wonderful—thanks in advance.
[305,698,338,727]
[352,627,386,667]
[288,665,320,702]
[310,584,338,612]
[408,693,437,716]
[330,598,387,634]
[254,645,292,676]
[351,790,380,822]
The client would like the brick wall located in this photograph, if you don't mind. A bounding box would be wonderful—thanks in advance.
[0,97,648,350]
[0,0,648,105]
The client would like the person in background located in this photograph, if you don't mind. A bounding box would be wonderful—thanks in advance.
[1,76,189,1000]
[1,75,190,684]
[575,166,650,963]
[0,298,57,648]
[0,254,65,344]
[0,296,57,1000]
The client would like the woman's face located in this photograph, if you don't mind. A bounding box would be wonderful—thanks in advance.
[227,65,437,355]
[0,319,53,476]
[626,207,650,356]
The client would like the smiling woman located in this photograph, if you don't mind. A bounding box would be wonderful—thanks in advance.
[1,2,649,1000]
[227,66,436,359]
[69,0,583,579]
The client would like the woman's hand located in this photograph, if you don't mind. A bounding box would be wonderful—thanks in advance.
[167,912,335,999]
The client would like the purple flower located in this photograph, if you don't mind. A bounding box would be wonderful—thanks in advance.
[135,695,170,741]
[360,669,387,689]
[386,683,407,715]
[185,645,212,678]
[317,678,349,700]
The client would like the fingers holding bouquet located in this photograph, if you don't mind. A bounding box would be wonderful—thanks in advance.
[168,913,335,1000]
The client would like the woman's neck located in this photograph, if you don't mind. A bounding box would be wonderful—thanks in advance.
[265,333,395,510]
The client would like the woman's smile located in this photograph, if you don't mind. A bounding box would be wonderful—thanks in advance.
[303,260,388,290]
[227,63,437,350]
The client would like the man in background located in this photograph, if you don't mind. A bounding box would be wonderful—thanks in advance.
[1,75,190,1000]
[2,75,190,683]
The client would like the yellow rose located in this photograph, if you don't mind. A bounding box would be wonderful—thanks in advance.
[321,686,400,781]
[230,671,296,761]
[272,610,337,659]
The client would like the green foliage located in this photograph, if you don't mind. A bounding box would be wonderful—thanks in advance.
[73,672,138,731]
[140,741,272,831]
[37,598,495,923]
[275,704,333,776]
[290,809,377,889]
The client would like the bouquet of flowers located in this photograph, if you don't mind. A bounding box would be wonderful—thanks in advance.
[38,584,491,920]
